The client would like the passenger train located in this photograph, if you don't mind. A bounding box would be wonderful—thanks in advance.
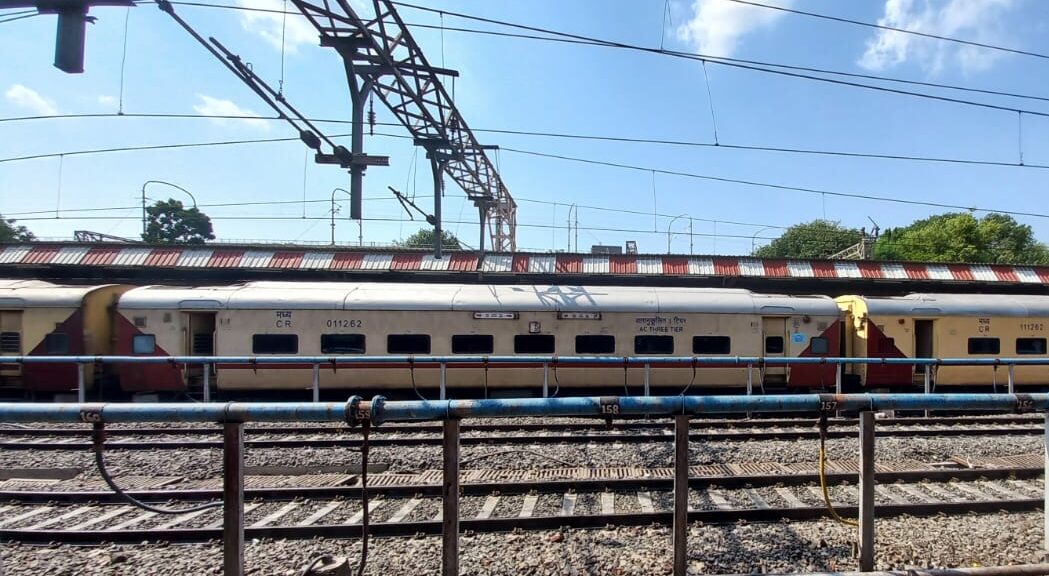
[1,279,1048,399]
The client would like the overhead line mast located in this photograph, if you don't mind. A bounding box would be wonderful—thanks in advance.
[290,0,517,256]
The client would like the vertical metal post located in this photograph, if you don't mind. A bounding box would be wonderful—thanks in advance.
[644,363,651,397]
[673,414,689,576]
[835,364,842,418]
[203,363,211,403]
[77,363,85,403]
[1008,364,1016,395]
[440,362,447,400]
[542,363,549,398]
[858,411,875,572]
[442,419,460,576]
[923,368,932,418]
[746,364,753,419]
[223,422,245,576]
[312,364,320,403]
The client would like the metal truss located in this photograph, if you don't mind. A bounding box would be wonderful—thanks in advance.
[291,0,517,252]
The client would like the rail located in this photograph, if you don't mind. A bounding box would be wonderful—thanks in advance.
[0,394,1046,576]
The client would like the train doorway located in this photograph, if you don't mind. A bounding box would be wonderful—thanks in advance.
[184,312,216,390]
[914,319,934,376]
[762,317,787,383]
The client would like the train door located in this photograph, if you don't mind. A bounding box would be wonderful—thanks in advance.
[762,317,787,383]
[184,312,216,388]
[0,311,22,382]
[914,319,934,381]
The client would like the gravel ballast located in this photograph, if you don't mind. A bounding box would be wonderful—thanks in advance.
[1,512,1044,575]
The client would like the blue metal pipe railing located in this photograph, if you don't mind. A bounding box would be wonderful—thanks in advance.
[0,394,1043,424]
[6,355,1049,366]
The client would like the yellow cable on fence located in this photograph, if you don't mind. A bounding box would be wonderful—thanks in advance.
[818,415,859,527]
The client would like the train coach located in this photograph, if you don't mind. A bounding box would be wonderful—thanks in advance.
[837,293,1049,389]
[0,280,129,395]
[113,282,842,395]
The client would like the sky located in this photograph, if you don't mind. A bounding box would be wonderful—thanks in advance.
[2,0,1049,255]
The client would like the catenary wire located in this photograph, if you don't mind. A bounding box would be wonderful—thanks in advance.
[725,0,1049,63]
[4,112,1049,172]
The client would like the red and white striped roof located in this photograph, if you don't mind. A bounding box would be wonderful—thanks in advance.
[2,243,1048,284]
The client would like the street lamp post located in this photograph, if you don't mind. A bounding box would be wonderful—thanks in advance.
[141,180,198,237]
[331,188,352,246]
[666,214,691,254]
[751,226,775,253]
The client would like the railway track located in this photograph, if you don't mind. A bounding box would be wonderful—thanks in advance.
[0,416,1041,451]
[0,455,1042,544]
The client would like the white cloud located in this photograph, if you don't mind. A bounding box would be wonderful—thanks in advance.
[192,94,270,130]
[5,84,57,115]
[236,0,316,53]
[675,0,793,57]
[859,0,1017,74]
[97,95,117,106]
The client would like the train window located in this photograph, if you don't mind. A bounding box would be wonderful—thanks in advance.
[0,332,20,353]
[387,334,431,354]
[1016,338,1047,355]
[452,335,494,354]
[692,336,730,354]
[967,337,1000,355]
[514,334,555,354]
[765,336,784,354]
[635,335,674,355]
[810,337,829,355]
[132,334,156,354]
[45,333,69,355]
[576,335,615,354]
[252,334,298,354]
[321,334,365,354]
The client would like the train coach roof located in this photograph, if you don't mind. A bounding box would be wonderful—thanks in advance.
[118,282,839,314]
[856,293,1049,317]
[0,279,112,308]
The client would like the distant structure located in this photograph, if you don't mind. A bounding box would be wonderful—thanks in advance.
[625,241,639,255]
[73,231,137,243]
[829,226,880,261]
[591,245,623,255]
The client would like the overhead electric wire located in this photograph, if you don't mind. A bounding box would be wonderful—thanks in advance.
[0,11,38,24]
[725,0,1049,63]
[500,146,1049,221]
[156,0,1049,108]
[390,1,1049,120]
[4,112,1049,172]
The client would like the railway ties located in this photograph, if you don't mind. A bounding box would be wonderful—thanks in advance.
[0,460,1043,544]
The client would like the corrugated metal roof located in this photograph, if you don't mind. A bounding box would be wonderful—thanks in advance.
[834,262,862,279]
[82,246,120,266]
[787,261,814,277]
[448,254,477,272]
[1016,268,1042,283]
[300,252,335,269]
[689,258,715,276]
[22,246,59,264]
[480,254,511,272]
[762,260,789,278]
[241,250,274,268]
[360,253,393,270]
[111,247,152,266]
[636,258,663,274]
[176,249,214,267]
[581,256,609,274]
[208,250,244,268]
[528,255,555,274]
[662,257,688,275]
[329,252,363,270]
[270,251,304,269]
[556,255,582,273]
[420,254,451,271]
[737,259,765,276]
[0,246,30,264]
[52,246,90,265]
[145,248,181,267]
[881,263,908,280]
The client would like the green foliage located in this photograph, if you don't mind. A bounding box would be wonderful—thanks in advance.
[873,212,1049,265]
[752,220,862,259]
[0,215,34,242]
[399,228,463,250]
[141,199,215,244]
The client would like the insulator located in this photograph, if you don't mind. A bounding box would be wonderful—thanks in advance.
[368,97,376,136]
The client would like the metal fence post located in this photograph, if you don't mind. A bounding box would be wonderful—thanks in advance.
[835,364,843,418]
[542,363,549,398]
[1009,364,1016,395]
[312,364,320,403]
[644,363,651,397]
[746,364,753,419]
[443,419,460,576]
[923,368,932,418]
[859,411,875,572]
[203,363,211,403]
[673,414,689,576]
[224,422,245,576]
[440,362,447,400]
[76,363,85,403]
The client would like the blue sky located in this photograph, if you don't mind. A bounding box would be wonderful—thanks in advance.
[2,0,1048,255]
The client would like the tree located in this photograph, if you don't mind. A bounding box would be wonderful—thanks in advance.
[873,212,1049,265]
[142,199,215,244]
[399,228,462,250]
[752,220,862,259]
[0,215,34,242]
